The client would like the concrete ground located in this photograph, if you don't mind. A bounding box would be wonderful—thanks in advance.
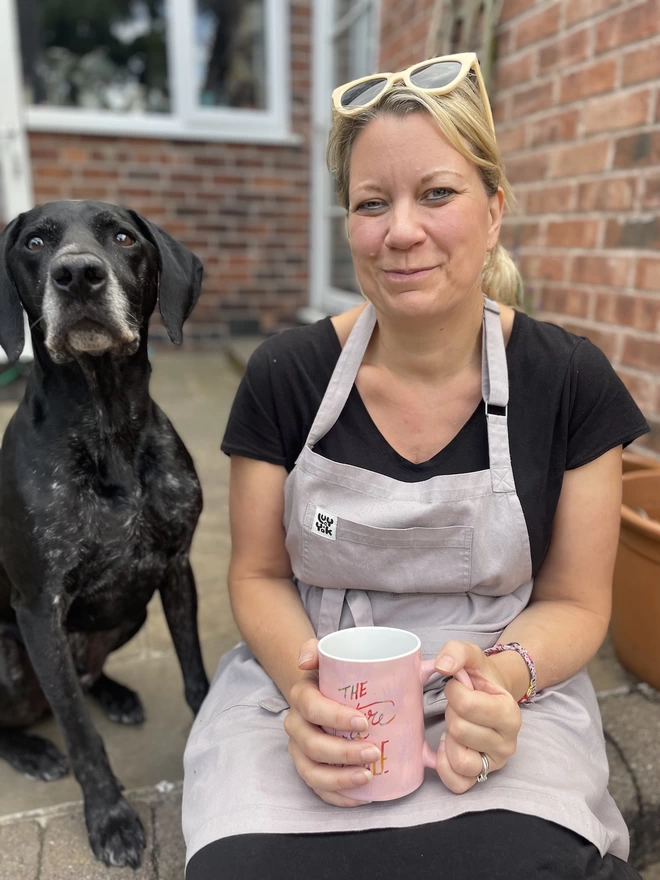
[0,345,659,878]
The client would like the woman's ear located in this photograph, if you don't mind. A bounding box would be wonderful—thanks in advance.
[487,187,505,250]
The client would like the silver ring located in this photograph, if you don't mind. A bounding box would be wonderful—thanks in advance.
[476,752,490,783]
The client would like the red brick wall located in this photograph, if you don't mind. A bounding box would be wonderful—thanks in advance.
[27,0,311,340]
[495,0,660,452]
[379,0,435,69]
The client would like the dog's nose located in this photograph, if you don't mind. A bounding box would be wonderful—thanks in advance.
[50,255,108,297]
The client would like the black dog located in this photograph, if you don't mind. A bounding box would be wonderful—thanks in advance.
[0,201,209,868]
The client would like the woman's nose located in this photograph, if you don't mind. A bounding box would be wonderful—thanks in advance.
[384,202,426,250]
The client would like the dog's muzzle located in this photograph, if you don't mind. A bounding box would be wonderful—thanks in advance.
[44,253,139,362]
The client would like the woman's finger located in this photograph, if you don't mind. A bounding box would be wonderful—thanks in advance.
[285,710,382,767]
[288,739,374,800]
[444,679,521,737]
[292,675,369,735]
[435,732,480,795]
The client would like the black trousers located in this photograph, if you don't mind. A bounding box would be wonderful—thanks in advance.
[186,810,641,880]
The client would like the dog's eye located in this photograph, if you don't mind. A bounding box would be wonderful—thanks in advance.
[114,232,135,246]
[27,236,44,251]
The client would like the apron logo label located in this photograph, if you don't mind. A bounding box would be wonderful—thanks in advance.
[312,507,337,540]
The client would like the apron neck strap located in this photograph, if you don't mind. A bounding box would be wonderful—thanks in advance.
[306,304,376,449]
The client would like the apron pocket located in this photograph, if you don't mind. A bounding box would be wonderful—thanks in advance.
[301,502,473,593]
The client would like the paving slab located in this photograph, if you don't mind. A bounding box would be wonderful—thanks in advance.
[0,820,42,880]
[600,692,660,868]
[153,792,186,880]
[39,802,155,880]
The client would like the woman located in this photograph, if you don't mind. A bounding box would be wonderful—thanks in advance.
[183,54,649,878]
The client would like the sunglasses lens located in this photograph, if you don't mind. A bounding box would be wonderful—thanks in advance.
[409,60,462,89]
[340,77,388,109]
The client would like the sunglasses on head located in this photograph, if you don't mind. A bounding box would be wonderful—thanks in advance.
[332,52,494,133]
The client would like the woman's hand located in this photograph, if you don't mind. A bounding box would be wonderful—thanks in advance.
[434,641,522,794]
[284,638,381,807]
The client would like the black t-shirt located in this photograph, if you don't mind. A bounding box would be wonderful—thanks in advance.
[221,310,649,576]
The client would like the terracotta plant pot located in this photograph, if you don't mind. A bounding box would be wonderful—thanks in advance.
[622,451,660,474]
[611,471,660,689]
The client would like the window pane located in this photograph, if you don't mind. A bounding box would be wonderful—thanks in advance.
[333,9,374,88]
[18,0,170,112]
[195,0,266,109]
[330,216,360,294]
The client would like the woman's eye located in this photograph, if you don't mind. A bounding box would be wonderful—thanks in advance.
[27,236,44,251]
[114,231,135,246]
[426,188,454,201]
[356,200,385,212]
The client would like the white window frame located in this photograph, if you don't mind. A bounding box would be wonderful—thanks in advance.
[20,0,296,145]
[304,0,380,322]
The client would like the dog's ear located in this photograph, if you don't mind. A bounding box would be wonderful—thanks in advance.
[0,215,26,363]
[128,211,203,344]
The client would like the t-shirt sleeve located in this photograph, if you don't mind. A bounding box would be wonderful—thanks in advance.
[220,340,287,468]
[565,339,650,470]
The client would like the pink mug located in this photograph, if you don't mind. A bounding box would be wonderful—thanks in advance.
[317,626,473,802]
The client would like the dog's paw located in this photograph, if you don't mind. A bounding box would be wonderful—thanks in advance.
[90,674,145,725]
[86,796,146,868]
[7,735,70,781]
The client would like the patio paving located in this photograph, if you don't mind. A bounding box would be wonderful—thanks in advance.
[0,343,658,878]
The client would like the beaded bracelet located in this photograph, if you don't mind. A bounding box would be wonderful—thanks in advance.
[483,642,537,704]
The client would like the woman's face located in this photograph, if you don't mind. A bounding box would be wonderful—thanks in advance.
[347,112,504,319]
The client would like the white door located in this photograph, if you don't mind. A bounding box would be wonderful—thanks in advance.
[306,0,380,322]
[0,0,34,363]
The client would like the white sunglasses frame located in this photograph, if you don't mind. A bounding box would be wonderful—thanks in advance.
[331,52,495,134]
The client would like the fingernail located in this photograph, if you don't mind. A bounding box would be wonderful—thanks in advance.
[297,652,314,666]
[351,716,368,732]
[435,654,455,673]
[360,747,381,763]
[439,732,447,753]
[352,769,372,785]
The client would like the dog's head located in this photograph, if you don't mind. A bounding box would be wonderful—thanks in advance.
[0,200,203,364]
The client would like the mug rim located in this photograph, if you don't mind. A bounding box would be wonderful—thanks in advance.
[317,626,421,662]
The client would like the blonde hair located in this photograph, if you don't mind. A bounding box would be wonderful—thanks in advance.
[327,74,522,306]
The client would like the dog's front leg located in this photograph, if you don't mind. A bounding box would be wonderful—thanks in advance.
[15,600,146,868]
[160,557,209,714]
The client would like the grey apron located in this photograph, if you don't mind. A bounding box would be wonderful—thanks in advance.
[182,298,629,864]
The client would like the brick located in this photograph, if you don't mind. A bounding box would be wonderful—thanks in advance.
[510,81,555,119]
[500,220,542,248]
[506,152,550,183]
[515,3,561,49]
[636,256,660,290]
[622,336,660,371]
[525,182,575,214]
[595,0,660,53]
[500,0,536,21]
[605,217,660,250]
[595,291,660,333]
[617,368,655,411]
[622,42,660,84]
[560,321,619,359]
[583,89,651,134]
[495,52,536,91]
[559,58,618,104]
[565,0,622,27]
[520,253,568,281]
[572,254,631,286]
[493,95,511,125]
[549,140,610,178]
[540,286,591,317]
[547,218,600,248]
[614,131,660,168]
[498,122,527,153]
[528,109,579,146]
[577,177,637,211]
[642,175,660,208]
[539,28,589,73]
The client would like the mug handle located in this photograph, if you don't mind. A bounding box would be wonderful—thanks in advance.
[419,660,474,769]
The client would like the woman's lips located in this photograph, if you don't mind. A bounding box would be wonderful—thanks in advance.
[382,266,436,282]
